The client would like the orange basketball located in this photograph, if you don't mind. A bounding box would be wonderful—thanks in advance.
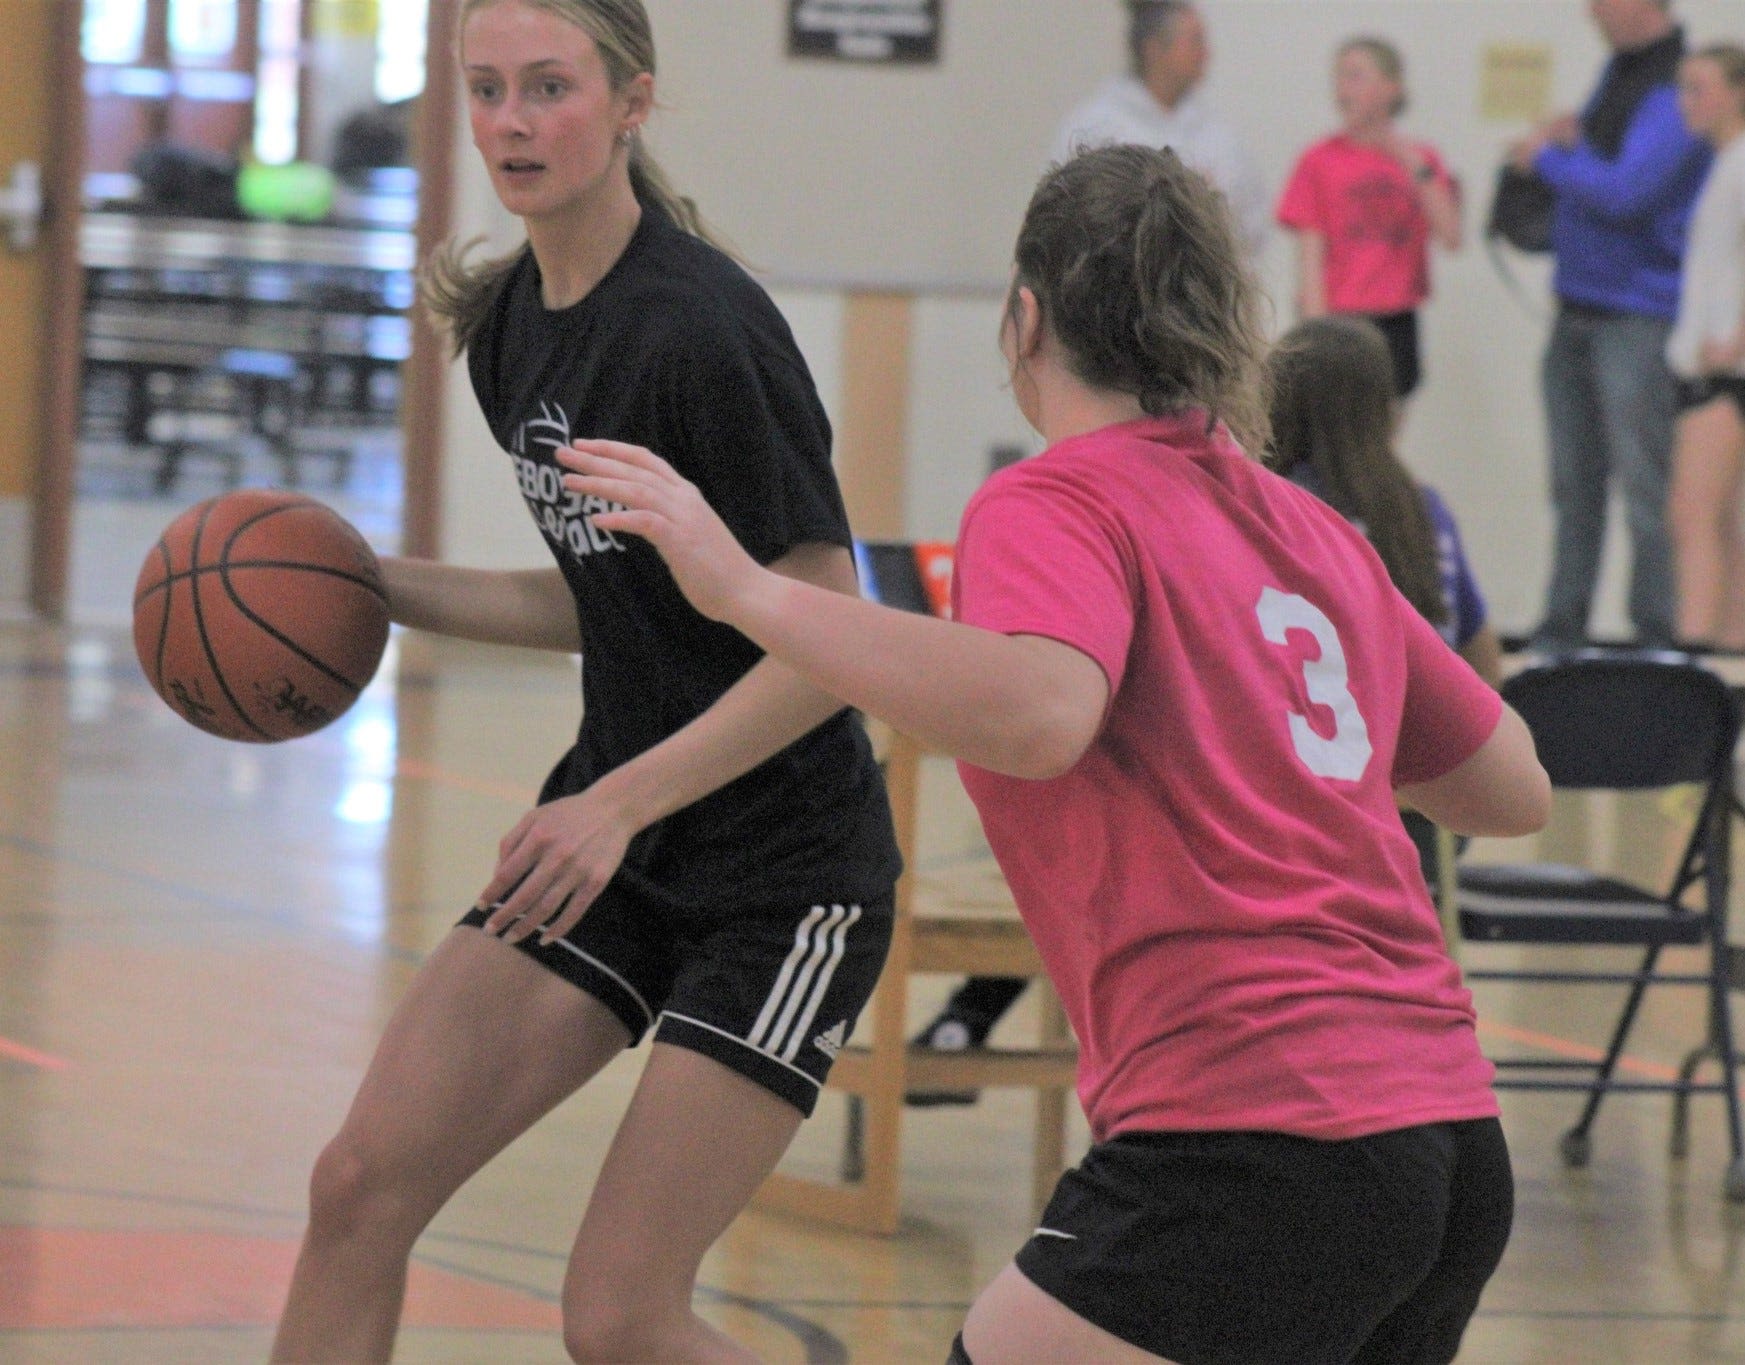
[132,489,390,742]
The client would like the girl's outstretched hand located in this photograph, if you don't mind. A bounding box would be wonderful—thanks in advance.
[558,439,763,622]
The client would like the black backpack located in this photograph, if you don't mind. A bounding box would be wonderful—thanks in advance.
[1485,165,1556,315]
[1486,164,1556,254]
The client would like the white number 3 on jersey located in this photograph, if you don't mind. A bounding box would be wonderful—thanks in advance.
[1255,587,1374,781]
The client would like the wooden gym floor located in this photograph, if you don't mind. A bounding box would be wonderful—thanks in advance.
[3,614,1745,1364]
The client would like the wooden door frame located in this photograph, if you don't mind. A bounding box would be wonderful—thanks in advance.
[400,0,457,562]
[28,2,87,617]
[29,0,457,616]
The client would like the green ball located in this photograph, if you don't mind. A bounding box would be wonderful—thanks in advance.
[237,161,336,223]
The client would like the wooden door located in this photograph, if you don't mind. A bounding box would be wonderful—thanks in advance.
[0,3,84,616]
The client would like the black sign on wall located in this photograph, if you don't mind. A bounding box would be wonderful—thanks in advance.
[788,1,943,65]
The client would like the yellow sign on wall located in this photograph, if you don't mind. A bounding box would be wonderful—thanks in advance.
[313,0,380,40]
[1480,44,1554,123]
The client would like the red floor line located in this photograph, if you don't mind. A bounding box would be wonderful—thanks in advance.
[0,1036,69,1072]
[1477,1018,1684,1082]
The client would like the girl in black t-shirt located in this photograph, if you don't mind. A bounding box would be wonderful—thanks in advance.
[271,4,897,1361]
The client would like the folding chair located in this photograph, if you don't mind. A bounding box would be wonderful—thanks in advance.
[1455,650,1745,1201]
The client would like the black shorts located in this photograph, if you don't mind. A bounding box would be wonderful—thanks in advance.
[1362,310,1423,398]
[1676,374,1745,419]
[458,884,893,1115]
[1013,1118,1512,1365]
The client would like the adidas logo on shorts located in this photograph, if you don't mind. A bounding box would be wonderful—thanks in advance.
[813,1019,847,1059]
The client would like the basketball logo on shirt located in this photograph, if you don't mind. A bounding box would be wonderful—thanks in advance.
[1255,586,1374,781]
[508,401,628,561]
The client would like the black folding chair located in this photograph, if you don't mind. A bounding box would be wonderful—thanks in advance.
[1456,650,1745,1201]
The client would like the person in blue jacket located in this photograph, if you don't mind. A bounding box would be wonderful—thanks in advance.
[1510,0,1711,650]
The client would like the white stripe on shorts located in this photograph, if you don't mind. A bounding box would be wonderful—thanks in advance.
[780,903,859,1063]
[748,904,829,1050]
[748,903,858,1059]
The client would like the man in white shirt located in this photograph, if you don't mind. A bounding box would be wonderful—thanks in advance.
[1052,1,1270,260]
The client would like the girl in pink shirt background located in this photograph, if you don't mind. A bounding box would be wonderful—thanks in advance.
[561,145,1548,1365]
[1278,37,1463,398]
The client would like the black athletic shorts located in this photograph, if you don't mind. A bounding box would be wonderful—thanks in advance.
[458,884,893,1115]
[1676,374,1745,419]
[1013,1118,1512,1365]
[1358,310,1423,398]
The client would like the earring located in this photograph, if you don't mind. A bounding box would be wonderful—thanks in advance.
[618,127,636,146]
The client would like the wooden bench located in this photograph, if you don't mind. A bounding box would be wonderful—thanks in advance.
[77,212,413,491]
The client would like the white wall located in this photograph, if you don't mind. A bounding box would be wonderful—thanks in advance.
[438,0,1745,639]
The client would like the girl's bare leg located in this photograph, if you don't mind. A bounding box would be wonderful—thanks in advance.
[961,1264,1175,1364]
[560,1043,805,1363]
[1669,397,1745,647]
[271,927,631,1363]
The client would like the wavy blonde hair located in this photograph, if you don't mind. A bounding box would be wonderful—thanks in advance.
[1011,143,1272,456]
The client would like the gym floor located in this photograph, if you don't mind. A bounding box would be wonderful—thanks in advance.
[4,518,1745,1361]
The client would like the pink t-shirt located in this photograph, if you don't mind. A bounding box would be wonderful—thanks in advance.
[953,414,1502,1143]
[1276,134,1453,314]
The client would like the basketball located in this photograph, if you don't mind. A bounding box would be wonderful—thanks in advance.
[132,489,391,743]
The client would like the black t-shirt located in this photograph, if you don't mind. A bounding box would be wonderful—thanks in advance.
[467,204,900,912]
